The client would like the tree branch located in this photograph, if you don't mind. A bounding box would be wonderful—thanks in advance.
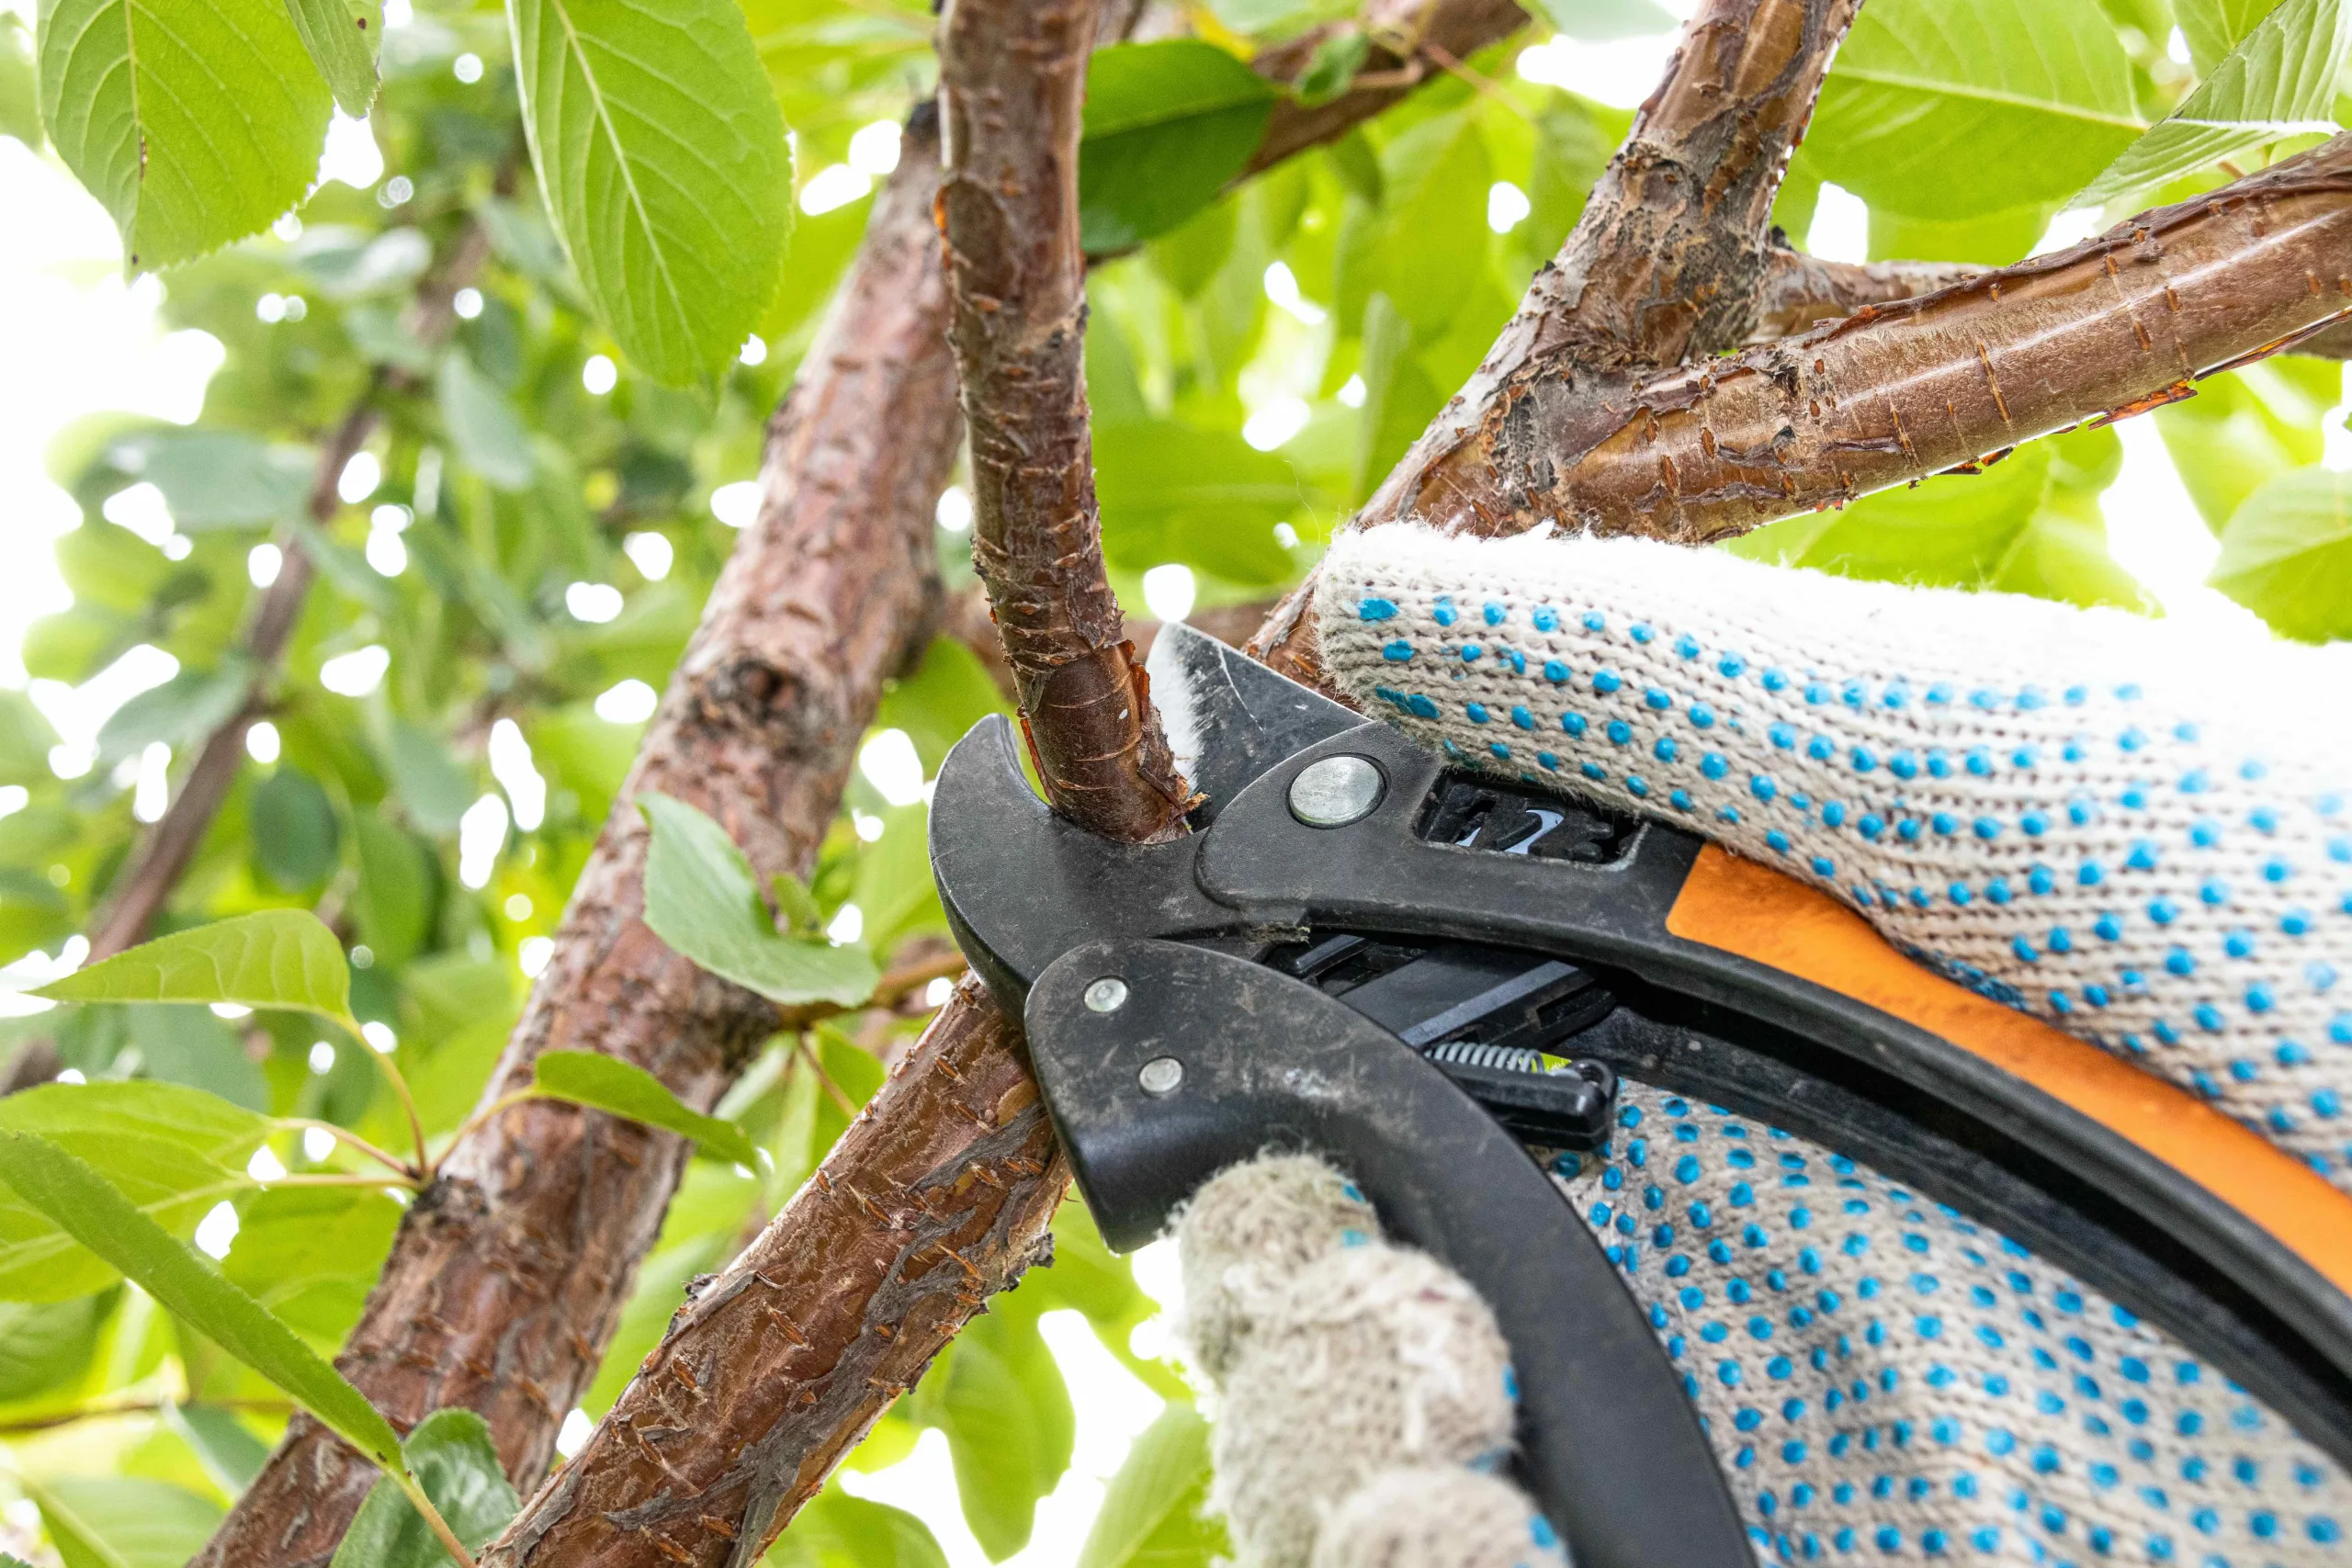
[1420,134,2352,543]
[936,0,1193,840]
[197,125,966,1568]
[1750,244,1981,343]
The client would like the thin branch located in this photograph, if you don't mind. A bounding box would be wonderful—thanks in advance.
[793,1032,861,1119]
[0,1397,293,1438]
[1750,245,1984,342]
[774,949,971,1032]
[281,1118,423,1182]
[935,0,1192,840]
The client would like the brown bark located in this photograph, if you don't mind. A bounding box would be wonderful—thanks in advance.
[481,979,1064,1568]
[1750,245,1981,343]
[196,125,964,1568]
[946,584,1280,702]
[935,0,1193,840]
[1408,133,2352,544]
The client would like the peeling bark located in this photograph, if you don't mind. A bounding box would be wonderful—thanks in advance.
[935,0,1193,840]
[481,979,1064,1568]
[196,124,965,1568]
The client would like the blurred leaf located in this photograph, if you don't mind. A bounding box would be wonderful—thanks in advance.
[1524,0,1675,37]
[35,909,356,1032]
[1094,421,1301,585]
[223,1185,402,1341]
[353,814,435,968]
[2209,466,2352,638]
[284,0,381,118]
[850,804,943,953]
[437,352,536,491]
[25,1476,221,1568]
[0,1292,112,1401]
[95,659,252,767]
[1354,292,1444,502]
[508,0,794,383]
[875,637,1013,776]
[333,1408,519,1568]
[771,1484,951,1568]
[1869,201,2052,266]
[2155,360,2336,528]
[1805,0,2143,220]
[1294,31,1370,106]
[2080,0,2350,204]
[127,1005,270,1112]
[0,1131,407,1473]
[383,721,476,836]
[911,1308,1074,1561]
[2179,0,2291,72]
[0,690,62,785]
[250,766,343,891]
[0,14,40,149]
[1077,1404,1224,1568]
[109,427,315,529]
[1144,196,1239,301]
[1080,42,1279,253]
[167,1401,273,1492]
[639,792,878,1006]
[533,1050,760,1166]
[36,0,333,268]
[1339,110,1488,338]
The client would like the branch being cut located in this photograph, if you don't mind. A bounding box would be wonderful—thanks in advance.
[936,0,1192,840]
[197,126,965,1568]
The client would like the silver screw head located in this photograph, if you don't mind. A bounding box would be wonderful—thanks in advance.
[1137,1056,1184,1096]
[1288,754,1385,828]
[1084,976,1129,1013]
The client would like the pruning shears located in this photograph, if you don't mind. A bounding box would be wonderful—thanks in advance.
[929,624,2352,1568]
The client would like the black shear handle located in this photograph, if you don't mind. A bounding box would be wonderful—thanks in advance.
[1026,938,1749,1568]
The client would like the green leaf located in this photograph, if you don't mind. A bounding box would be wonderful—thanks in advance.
[1080,42,1279,253]
[383,721,477,836]
[507,0,794,384]
[1338,109,1490,339]
[2209,466,2352,638]
[2155,358,2336,527]
[34,909,356,1031]
[1869,200,2053,266]
[772,1485,951,1568]
[353,814,435,968]
[849,804,945,953]
[36,0,334,269]
[1077,1404,1225,1568]
[0,14,44,150]
[94,659,253,767]
[638,792,878,1007]
[0,1131,406,1472]
[283,0,379,118]
[108,426,315,530]
[1523,0,1675,38]
[2178,0,2289,72]
[436,352,536,491]
[911,1310,1074,1562]
[2078,0,2350,205]
[1093,420,1302,586]
[0,689,61,785]
[25,1476,221,1568]
[0,1292,113,1401]
[0,1081,267,1300]
[333,1408,520,1568]
[532,1049,760,1166]
[127,1004,271,1112]
[223,1184,402,1341]
[1804,0,2144,220]
[168,1401,274,1493]
[1294,31,1370,107]
[250,766,344,891]
[874,637,1014,776]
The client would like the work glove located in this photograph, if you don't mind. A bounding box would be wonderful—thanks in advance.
[1175,526,2352,1567]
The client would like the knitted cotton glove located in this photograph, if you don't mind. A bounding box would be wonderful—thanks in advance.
[1173,1155,1570,1568]
[1309,525,2352,1563]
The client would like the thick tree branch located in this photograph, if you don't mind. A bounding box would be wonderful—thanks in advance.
[198,126,965,1568]
[936,0,1192,840]
[481,978,1063,1568]
[1420,135,2352,543]
[1750,244,1982,343]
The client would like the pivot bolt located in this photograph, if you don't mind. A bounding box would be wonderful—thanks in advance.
[1084,977,1129,1013]
[1288,754,1385,828]
[1137,1056,1184,1096]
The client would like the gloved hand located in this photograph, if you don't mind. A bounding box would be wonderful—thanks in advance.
[1173,1153,1570,1568]
[1271,525,2352,1562]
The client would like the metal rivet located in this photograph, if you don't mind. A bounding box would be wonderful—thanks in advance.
[1137,1056,1183,1096]
[1288,754,1385,828]
[1084,977,1129,1013]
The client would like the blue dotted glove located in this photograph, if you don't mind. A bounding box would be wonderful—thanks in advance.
[1304,525,2352,1562]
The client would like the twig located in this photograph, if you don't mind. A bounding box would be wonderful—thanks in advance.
[774,950,970,1032]
[282,1118,422,1180]
[0,1397,293,1437]
[794,1033,862,1120]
